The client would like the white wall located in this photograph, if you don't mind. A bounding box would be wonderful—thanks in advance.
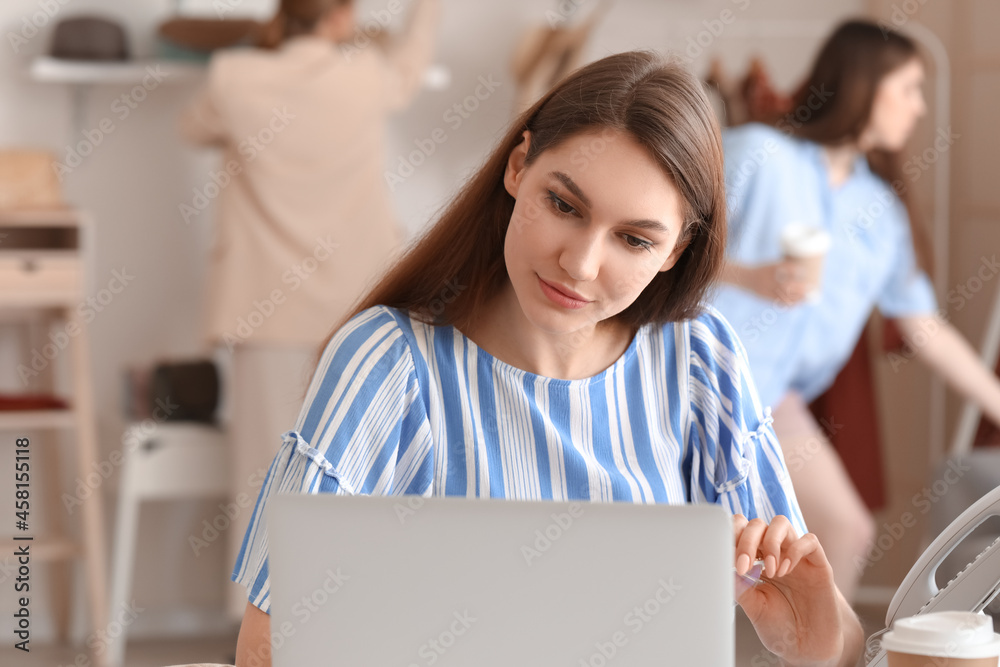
[0,0,863,646]
[388,0,869,239]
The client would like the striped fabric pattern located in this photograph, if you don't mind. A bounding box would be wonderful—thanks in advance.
[233,304,806,613]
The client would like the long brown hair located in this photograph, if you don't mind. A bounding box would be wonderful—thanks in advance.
[318,50,727,359]
[258,0,352,49]
[785,19,931,274]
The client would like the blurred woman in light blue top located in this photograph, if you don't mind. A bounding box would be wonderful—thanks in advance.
[713,20,1000,603]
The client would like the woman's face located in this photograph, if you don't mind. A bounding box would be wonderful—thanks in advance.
[864,57,926,151]
[501,128,687,336]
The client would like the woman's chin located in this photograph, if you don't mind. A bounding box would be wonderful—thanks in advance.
[884,130,914,153]
[517,304,588,337]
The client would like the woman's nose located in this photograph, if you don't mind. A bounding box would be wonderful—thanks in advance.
[559,231,602,282]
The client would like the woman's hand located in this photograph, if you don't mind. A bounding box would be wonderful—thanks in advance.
[733,515,863,667]
[723,260,816,305]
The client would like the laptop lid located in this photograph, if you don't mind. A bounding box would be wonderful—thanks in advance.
[266,494,734,666]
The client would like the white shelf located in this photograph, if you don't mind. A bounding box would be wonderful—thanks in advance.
[0,537,79,561]
[31,55,448,90]
[0,409,76,431]
[30,56,204,85]
[0,291,81,308]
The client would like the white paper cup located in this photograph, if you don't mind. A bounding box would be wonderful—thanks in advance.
[883,612,1000,667]
[779,223,831,303]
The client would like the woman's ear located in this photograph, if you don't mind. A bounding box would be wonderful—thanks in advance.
[503,131,531,199]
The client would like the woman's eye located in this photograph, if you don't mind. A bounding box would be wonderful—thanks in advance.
[624,235,653,252]
[546,191,577,216]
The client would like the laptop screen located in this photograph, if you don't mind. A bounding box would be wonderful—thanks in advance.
[266,494,734,667]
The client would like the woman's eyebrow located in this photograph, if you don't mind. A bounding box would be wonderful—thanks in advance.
[550,170,671,234]
[551,171,592,208]
[628,218,672,234]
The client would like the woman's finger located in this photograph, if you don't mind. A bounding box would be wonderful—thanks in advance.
[776,532,826,578]
[759,515,795,578]
[731,513,749,542]
[775,264,790,283]
[734,517,768,575]
[776,281,808,304]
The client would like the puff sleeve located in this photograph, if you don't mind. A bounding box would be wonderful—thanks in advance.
[685,306,808,536]
[231,306,434,613]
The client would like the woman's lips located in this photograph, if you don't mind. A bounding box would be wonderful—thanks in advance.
[538,276,590,309]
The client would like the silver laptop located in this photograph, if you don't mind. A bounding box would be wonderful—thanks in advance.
[266,494,734,666]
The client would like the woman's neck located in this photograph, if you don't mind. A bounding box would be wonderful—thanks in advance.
[821,142,861,188]
[461,282,634,380]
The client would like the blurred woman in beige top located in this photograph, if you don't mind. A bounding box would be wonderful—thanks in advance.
[179,0,439,622]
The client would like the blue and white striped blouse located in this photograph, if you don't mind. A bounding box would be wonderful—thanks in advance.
[232,304,807,613]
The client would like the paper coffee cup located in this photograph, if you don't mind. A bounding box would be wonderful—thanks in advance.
[882,612,1000,666]
[779,223,831,303]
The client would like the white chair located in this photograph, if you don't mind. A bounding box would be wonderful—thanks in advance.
[108,422,229,667]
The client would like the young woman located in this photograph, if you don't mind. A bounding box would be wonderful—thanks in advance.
[231,51,863,667]
[179,0,439,620]
[714,20,1000,603]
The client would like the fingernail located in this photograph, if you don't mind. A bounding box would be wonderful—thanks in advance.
[764,555,777,578]
[736,553,750,575]
[777,558,791,577]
